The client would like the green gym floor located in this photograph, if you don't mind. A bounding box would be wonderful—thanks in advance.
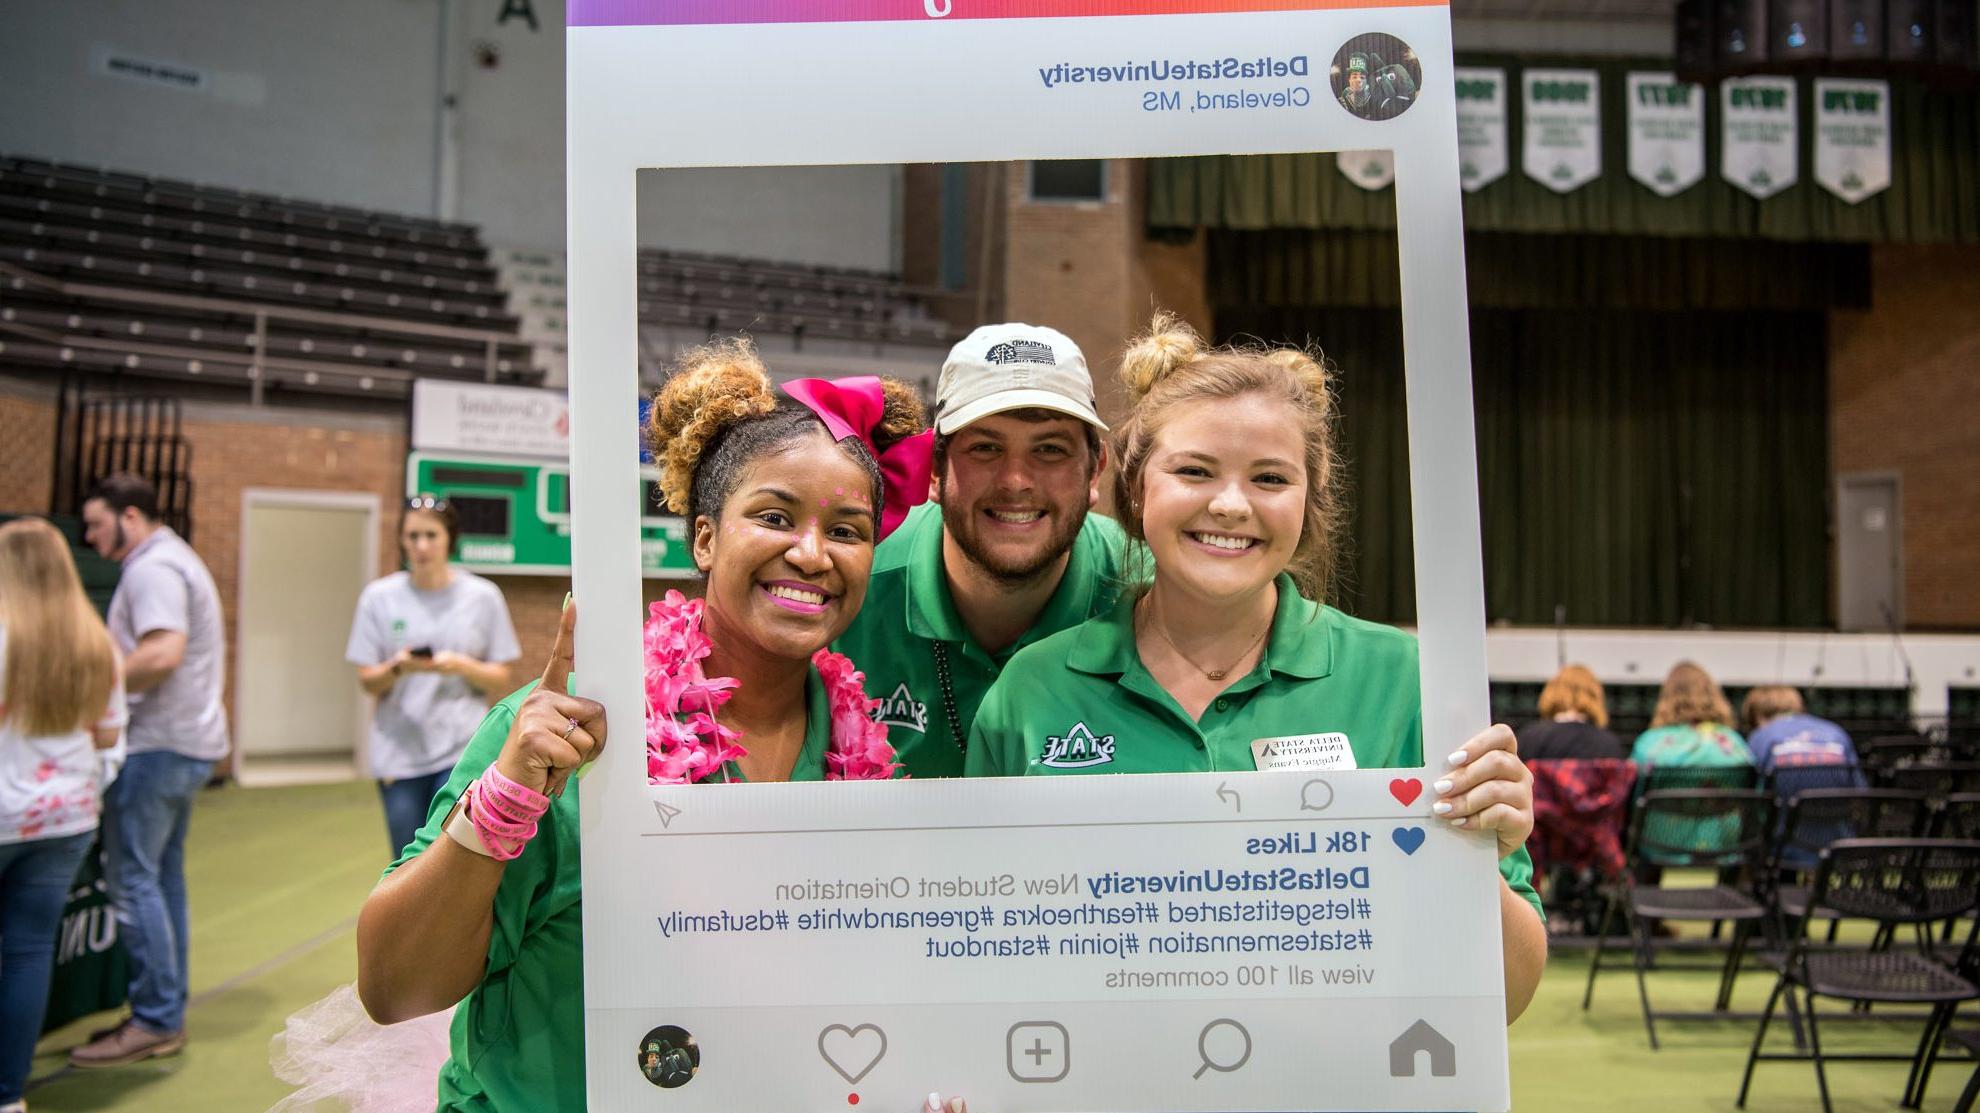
[23,781,1978,1111]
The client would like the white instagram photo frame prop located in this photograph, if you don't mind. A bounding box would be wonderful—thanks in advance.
[567,2,1501,1109]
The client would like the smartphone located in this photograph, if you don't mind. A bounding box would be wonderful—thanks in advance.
[409,646,435,659]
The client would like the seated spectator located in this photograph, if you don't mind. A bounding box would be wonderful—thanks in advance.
[1517,664,1627,761]
[1631,661,1754,772]
[1742,685,1858,773]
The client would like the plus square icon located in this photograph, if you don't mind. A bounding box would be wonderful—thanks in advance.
[1006,1021,1070,1083]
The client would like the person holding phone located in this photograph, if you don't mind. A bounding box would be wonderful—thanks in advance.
[347,496,522,857]
[966,315,1548,1021]
[347,341,974,1112]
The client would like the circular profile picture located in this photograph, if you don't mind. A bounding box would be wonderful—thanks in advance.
[636,1024,701,1089]
[1330,33,1423,121]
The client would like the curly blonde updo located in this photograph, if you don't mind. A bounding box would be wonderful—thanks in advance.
[1113,313,1342,600]
[644,336,928,527]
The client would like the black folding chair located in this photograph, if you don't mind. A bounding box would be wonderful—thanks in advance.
[1933,794,1980,841]
[1766,790,1931,939]
[1636,763,1760,797]
[1863,738,1936,784]
[1889,763,1980,798]
[1583,788,1775,1049]
[1736,838,1980,1113]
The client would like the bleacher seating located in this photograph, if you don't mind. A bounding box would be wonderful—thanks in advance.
[637,247,954,348]
[0,154,538,401]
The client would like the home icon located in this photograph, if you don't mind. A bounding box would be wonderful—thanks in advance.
[1388,1019,1457,1077]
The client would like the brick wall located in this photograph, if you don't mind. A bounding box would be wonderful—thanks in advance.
[1000,161,1213,427]
[0,378,57,515]
[1831,243,1980,630]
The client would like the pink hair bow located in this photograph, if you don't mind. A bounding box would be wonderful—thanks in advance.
[782,377,933,541]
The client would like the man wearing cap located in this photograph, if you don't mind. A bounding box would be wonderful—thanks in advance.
[835,323,1123,778]
[1340,53,1371,112]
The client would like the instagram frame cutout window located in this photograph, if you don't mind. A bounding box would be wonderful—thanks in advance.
[568,2,1491,1110]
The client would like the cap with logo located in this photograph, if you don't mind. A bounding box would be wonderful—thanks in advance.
[934,323,1108,436]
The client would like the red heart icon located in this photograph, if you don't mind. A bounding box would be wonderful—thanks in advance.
[1389,778,1423,806]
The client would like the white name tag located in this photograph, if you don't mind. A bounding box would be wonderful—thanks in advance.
[1251,732,1359,772]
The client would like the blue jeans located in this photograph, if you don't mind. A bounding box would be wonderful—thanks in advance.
[103,751,213,1035]
[1,832,94,1102]
[378,768,452,860]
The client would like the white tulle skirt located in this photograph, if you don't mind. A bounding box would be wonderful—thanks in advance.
[267,984,455,1113]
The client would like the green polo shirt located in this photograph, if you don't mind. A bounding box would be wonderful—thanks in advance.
[833,501,1125,779]
[386,670,841,1112]
[964,576,1542,920]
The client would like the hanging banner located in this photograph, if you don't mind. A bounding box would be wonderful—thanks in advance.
[1336,149,1396,190]
[1521,68,1601,193]
[1454,66,1507,192]
[1814,78,1892,204]
[1721,76,1799,199]
[1625,72,1705,197]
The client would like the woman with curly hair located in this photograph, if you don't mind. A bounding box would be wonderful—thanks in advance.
[338,339,957,1112]
[967,314,1548,1021]
[1631,661,1753,772]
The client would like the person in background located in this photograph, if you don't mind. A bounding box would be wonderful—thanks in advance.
[1630,661,1754,772]
[347,496,521,857]
[72,474,228,1067]
[0,518,126,1113]
[1742,685,1859,775]
[1517,664,1627,761]
[835,323,1123,777]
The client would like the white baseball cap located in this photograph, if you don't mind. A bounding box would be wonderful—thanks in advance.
[933,323,1108,436]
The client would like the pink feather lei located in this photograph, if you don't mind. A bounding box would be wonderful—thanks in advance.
[643,590,900,784]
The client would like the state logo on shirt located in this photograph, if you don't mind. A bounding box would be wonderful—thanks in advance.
[871,682,929,733]
[1040,722,1115,769]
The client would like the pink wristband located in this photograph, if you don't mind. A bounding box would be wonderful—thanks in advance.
[464,768,550,861]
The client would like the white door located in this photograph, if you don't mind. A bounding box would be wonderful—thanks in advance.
[235,491,378,784]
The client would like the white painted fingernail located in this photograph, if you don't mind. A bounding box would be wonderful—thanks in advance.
[949,1099,966,1113]
[1449,816,1468,828]
[1433,800,1454,815]
[1433,779,1453,794]
[926,1093,942,1112]
[1447,750,1471,767]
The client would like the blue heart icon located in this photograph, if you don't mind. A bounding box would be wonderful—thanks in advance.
[1392,827,1426,855]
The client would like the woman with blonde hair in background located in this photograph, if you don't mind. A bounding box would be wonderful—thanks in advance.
[1517,664,1626,761]
[1630,661,1754,772]
[967,314,1549,1022]
[0,518,126,1113]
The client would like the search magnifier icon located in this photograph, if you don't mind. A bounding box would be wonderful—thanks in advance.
[1193,1018,1252,1079]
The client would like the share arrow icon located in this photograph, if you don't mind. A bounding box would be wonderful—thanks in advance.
[654,801,682,828]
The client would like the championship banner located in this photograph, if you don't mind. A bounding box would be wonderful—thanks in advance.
[1722,75,1799,199]
[1336,149,1397,189]
[1814,78,1892,204]
[1453,66,1507,192]
[1625,71,1705,197]
[567,3,1503,1110]
[1521,68,1601,192]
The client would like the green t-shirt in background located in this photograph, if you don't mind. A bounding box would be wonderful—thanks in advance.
[833,501,1125,778]
[965,575,1543,921]
[385,671,839,1112]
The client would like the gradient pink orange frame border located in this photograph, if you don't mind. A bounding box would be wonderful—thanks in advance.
[570,0,1447,29]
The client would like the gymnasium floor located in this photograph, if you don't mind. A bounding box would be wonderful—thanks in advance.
[23,780,1976,1112]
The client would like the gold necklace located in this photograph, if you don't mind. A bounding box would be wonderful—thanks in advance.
[1141,594,1270,682]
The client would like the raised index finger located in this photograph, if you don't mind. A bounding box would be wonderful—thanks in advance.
[541,596,576,694]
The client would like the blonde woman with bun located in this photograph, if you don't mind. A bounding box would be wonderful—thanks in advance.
[336,341,970,1112]
[966,315,1548,1021]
